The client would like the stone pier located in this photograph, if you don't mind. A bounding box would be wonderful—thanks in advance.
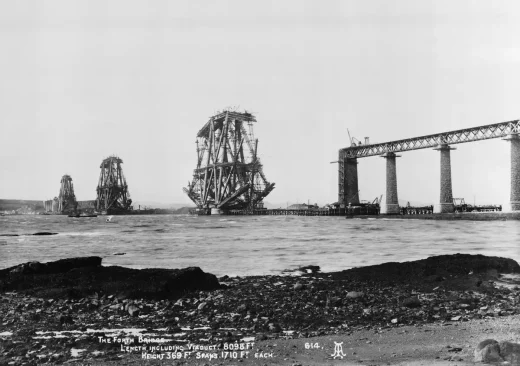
[344,157,360,205]
[503,134,520,212]
[380,152,400,214]
[433,143,456,213]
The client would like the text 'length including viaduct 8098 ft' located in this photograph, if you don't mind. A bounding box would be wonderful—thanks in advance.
[338,119,520,214]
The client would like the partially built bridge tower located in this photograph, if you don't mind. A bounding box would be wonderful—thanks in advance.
[58,175,77,214]
[95,156,132,214]
[184,110,275,214]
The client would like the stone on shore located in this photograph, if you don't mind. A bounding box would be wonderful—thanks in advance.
[293,283,304,290]
[298,265,320,273]
[499,341,520,364]
[268,322,281,332]
[127,304,140,317]
[346,291,364,298]
[402,296,421,308]
[58,314,73,325]
[474,339,520,364]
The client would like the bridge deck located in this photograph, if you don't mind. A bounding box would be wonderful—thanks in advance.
[340,119,520,159]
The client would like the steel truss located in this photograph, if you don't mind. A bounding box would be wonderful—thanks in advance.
[338,119,520,205]
[340,119,520,159]
[58,175,77,213]
[96,156,132,213]
[184,110,275,211]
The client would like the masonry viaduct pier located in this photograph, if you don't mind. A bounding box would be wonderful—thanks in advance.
[338,119,520,214]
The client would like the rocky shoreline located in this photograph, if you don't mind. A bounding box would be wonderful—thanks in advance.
[2,254,520,365]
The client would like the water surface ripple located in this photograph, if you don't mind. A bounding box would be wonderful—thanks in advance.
[0,215,518,276]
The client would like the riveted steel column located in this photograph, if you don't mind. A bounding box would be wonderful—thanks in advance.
[380,152,400,214]
[433,143,456,213]
[503,134,520,212]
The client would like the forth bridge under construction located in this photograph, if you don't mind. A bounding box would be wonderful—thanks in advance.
[95,156,133,215]
[184,110,275,214]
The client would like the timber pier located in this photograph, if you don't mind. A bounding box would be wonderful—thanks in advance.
[206,203,502,216]
[194,205,380,216]
[227,208,346,216]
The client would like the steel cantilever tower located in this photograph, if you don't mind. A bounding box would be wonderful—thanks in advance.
[96,156,133,214]
[58,175,78,213]
[184,110,275,214]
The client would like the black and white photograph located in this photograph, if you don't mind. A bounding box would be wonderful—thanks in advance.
[2,1,520,365]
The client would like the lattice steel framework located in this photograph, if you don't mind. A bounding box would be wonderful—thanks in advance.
[184,110,275,211]
[96,156,133,213]
[338,119,520,204]
[340,119,520,159]
[58,175,77,213]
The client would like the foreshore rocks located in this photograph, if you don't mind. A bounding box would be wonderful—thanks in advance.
[0,257,220,299]
[2,253,520,364]
[332,253,520,291]
[475,339,520,364]
[1,256,102,276]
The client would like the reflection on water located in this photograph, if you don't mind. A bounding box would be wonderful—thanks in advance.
[0,214,519,277]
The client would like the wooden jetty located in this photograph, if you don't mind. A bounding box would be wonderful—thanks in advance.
[226,206,379,216]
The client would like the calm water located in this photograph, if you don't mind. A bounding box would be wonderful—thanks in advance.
[1,214,519,277]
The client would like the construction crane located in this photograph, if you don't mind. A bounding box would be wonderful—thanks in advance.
[347,129,370,147]
[372,195,383,205]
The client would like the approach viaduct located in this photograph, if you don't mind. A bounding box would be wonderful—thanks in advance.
[338,119,520,213]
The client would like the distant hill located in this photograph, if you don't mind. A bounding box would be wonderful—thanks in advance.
[133,201,192,210]
[0,199,196,214]
[172,207,195,215]
[0,199,45,212]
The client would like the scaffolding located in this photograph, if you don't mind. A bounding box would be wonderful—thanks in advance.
[58,175,77,214]
[184,110,275,212]
[96,156,132,214]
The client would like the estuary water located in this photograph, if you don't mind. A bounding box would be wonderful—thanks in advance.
[1,214,519,277]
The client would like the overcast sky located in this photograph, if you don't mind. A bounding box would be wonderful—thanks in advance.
[1,1,520,206]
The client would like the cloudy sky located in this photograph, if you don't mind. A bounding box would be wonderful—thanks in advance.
[1,1,520,206]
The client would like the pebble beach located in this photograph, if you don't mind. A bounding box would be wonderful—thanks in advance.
[2,253,520,365]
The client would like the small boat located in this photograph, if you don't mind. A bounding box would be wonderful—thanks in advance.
[68,214,98,218]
